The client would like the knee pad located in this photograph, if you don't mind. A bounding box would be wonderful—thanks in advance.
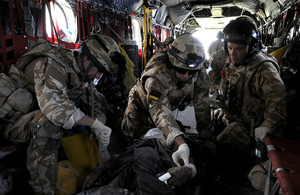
[31,118,63,156]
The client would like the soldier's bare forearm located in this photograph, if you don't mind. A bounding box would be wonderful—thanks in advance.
[174,135,185,147]
[75,115,95,127]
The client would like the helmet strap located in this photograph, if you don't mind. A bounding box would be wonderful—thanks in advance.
[165,55,173,69]
[245,45,249,55]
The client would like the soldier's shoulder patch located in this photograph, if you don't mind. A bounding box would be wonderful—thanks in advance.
[148,90,162,101]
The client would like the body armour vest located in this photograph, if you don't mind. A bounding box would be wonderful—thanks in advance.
[219,52,279,127]
[139,52,199,111]
[13,39,86,99]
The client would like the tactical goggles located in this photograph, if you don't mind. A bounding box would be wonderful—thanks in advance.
[167,46,205,68]
[174,67,199,75]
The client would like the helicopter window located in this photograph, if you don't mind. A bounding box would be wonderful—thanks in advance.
[132,16,142,49]
[193,29,221,61]
[192,17,237,60]
[45,0,77,43]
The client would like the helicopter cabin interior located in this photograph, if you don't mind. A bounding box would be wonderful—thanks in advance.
[0,0,300,194]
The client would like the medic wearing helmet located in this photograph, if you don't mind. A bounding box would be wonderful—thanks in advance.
[215,16,287,153]
[2,34,125,194]
[121,33,211,183]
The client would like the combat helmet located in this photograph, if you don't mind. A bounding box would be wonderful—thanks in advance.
[223,16,261,57]
[216,31,223,39]
[80,34,125,75]
[167,33,205,71]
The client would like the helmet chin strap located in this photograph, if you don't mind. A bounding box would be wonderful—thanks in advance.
[245,45,249,54]
[244,45,256,65]
[233,45,251,67]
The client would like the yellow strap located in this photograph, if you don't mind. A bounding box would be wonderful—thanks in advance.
[143,5,153,68]
[118,43,137,94]
[149,95,159,101]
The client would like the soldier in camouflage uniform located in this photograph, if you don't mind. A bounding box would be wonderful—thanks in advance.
[1,34,125,195]
[209,49,227,95]
[215,16,287,152]
[121,33,211,168]
[208,31,223,57]
[207,31,227,96]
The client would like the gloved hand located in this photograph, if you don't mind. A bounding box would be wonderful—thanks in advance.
[98,145,111,164]
[172,143,190,166]
[210,89,218,101]
[213,108,224,119]
[90,119,112,147]
[167,163,197,186]
[255,126,271,142]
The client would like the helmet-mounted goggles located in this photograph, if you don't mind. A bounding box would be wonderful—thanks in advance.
[167,46,205,68]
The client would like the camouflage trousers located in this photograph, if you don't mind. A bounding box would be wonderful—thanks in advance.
[216,121,251,151]
[2,110,62,195]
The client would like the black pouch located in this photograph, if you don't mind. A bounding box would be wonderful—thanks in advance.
[110,51,126,67]
[255,140,268,163]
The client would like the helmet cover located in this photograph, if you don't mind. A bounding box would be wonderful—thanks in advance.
[167,33,205,70]
[82,34,120,74]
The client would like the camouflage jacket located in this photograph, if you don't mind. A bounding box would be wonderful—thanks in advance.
[209,47,227,91]
[135,52,211,145]
[208,39,223,57]
[219,52,287,133]
[9,39,107,129]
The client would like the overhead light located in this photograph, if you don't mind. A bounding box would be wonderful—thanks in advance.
[195,16,237,30]
[211,8,223,18]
